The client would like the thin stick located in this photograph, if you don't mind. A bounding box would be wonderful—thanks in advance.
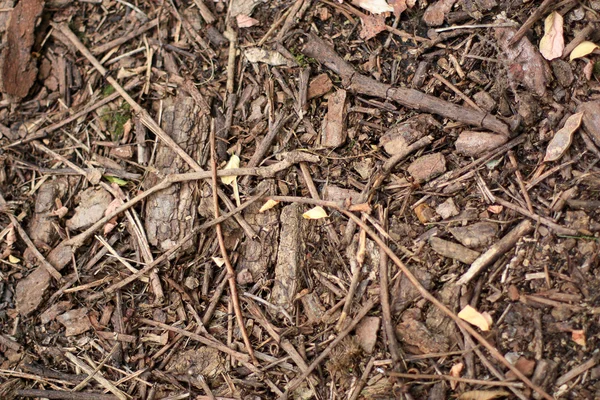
[279,297,379,399]
[15,390,118,400]
[91,18,160,54]
[63,353,127,400]
[494,197,579,236]
[387,371,525,388]
[340,211,553,400]
[508,0,556,46]
[0,193,62,280]
[209,119,257,364]
[457,220,533,285]
[508,151,534,213]
[86,191,265,302]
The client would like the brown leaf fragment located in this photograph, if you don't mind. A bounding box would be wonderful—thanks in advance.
[0,0,44,98]
[66,187,112,231]
[577,101,600,148]
[307,73,332,100]
[407,153,446,183]
[56,308,92,336]
[388,0,407,17]
[360,13,387,41]
[166,348,224,378]
[429,237,481,264]
[423,0,457,26]
[455,131,508,157]
[322,89,347,147]
[355,316,380,353]
[414,203,436,223]
[495,23,549,97]
[435,198,459,219]
[544,112,583,162]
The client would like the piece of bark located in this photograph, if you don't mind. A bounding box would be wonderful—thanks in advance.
[144,93,206,251]
[455,131,509,156]
[56,308,92,336]
[0,0,44,98]
[300,292,325,324]
[392,265,432,313]
[379,114,438,155]
[425,282,460,341]
[495,23,549,97]
[473,91,497,112]
[322,185,360,202]
[302,33,510,135]
[237,180,280,283]
[16,268,51,316]
[40,301,72,324]
[307,73,333,100]
[355,316,380,354]
[271,203,305,313]
[166,348,224,378]
[531,360,558,400]
[552,59,574,88]
[322,89,347,147]
[457,220,533,285]
[428,382,448,400]
[423,0,457,26]
[407,153,446,183]
[28,178,69,246]
[435,198,459,219]
[429,237,481,264]
[396,315,449,353]
[461,0,497,19]
[449,222,498,249]
[577,101,600,148]
[66,187,112,231]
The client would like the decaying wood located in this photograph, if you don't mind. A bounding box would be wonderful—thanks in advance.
[302,33,510,135]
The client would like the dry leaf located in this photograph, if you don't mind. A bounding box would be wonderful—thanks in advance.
[449,362,464,390]
[458,305,493,331]
[51,206,69,219]
[103,197,122,236]
[360,13,387,40]
[5,224,16,247]
[212,257,225,267]
[539,11,564,60]
[487,205,503,214]
[353,0,394,14]
[544,112,583,162]
[302,206,328,220]
[572,329,586,346]
[236,14,259,28]
[8,255,20,264]
[583,60,594,80]
[259,199,280,213]
[458,390,510,400]
[569,41,599,61]
[221,154,240,185]
[388,0,407,17]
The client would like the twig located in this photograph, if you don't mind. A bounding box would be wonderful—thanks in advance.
[387,372,524,387]
[433,73,482,111]
[15,390,118,400]
[63,352,127,400]
[209,116,258,364]
[91,18,160,54]
[139,319,261,374]
[494,197,579,236]
[555,354,599,386]
[278,297,379,399]
[508,151,534,213]
[457,220,533,285]
[337,211,553,400]
[508,0,556,46]
[86,191,265,302]
[0,193,62,280]
[562,22,597,58]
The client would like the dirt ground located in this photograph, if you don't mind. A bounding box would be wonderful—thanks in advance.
[0,0,600,399]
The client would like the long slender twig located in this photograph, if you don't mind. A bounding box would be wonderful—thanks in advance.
[209,121,257,364]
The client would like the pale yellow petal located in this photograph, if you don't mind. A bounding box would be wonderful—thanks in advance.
[221,154,240,185]
[569,41,599,61]
[302,206,328,220]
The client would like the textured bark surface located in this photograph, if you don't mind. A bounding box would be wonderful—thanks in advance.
[144,93,207,251]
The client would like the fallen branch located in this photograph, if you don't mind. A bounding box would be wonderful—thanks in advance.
[302,33,510,135]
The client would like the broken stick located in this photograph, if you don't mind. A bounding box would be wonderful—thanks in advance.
[302,33,510,136]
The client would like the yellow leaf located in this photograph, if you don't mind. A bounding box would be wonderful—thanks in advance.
[458,305,493,331]
[221,154,240,185]
[544,112,583,162]
[8,255,20,264]
[212,257,225,267]
[570,41,599,61]
[302,206,328,220]
[259,199,280,213]
[539,11,564,60]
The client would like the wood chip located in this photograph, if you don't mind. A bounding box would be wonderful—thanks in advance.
[57,308,92,336]
[407,153,446,183]
[455,131,509,157]
[322,89,347,147]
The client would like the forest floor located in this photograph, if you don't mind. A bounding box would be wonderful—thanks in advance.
[1,0,600,399]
